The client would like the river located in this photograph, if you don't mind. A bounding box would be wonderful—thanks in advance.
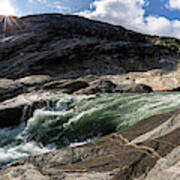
[0,92,180,166]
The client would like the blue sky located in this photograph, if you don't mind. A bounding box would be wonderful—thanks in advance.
[145,0,180,20]
[9,0,180,19]
[11,0,93,15]
[1,0,180,38]
[10,0,180,20]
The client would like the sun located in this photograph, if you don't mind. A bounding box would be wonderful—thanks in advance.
[0,0,20,38]
[0,0,16,16]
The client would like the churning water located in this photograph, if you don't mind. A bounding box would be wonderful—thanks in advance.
[0,92,180,166]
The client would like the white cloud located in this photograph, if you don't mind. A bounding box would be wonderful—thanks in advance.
[78,0,180,39]
[28,0,47,3]
[145,16,172,35]
[167,0,180,10]
[78,0,145,32]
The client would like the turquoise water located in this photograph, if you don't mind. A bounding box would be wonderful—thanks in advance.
[0,92,180,166]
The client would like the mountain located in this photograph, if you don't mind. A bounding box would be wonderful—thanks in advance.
[0,14,179,80]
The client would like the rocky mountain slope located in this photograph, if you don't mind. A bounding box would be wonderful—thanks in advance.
[0,14,179,77]
[0,14,180,180]
[0,14,180,92]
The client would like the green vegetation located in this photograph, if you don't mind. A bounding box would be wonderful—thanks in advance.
[147,35,180,49]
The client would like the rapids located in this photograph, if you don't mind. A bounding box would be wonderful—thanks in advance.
[0,92,180,167]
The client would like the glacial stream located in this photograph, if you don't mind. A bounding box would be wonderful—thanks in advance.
[0,92,180,167]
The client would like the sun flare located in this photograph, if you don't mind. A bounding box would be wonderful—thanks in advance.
[0,0,16,16]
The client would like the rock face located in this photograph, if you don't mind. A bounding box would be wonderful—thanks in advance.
[1,109,180,180]
[0,14,179,80]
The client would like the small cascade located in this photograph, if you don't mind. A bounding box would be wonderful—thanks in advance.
[20,105,31,124]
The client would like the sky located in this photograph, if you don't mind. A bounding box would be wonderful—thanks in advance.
[1,0,180,38]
